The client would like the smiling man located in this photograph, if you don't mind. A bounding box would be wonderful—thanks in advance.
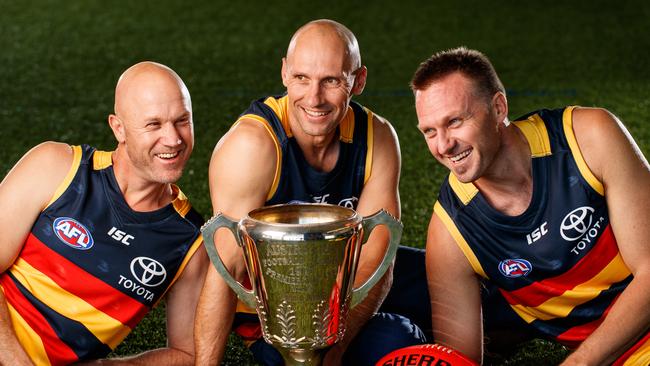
[0,62,207,365]
[413,47,650,365]
[195,19,427,366]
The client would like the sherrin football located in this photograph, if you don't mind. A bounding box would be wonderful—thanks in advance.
[376,344,478,366]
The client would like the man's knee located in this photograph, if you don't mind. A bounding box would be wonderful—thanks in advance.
[343,312,427,366]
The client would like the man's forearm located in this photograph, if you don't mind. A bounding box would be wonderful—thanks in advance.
[0,288,34,366]
[75,348,193,366]
[194,271,238,365]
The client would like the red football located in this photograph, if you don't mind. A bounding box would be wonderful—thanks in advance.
[376,344,478,366]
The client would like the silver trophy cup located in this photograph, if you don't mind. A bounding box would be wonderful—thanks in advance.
[201,203,402,365]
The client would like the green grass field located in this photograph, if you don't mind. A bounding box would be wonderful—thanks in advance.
[1,1,648,364]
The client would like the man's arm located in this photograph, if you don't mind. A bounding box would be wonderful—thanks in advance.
[0,142,74,366]
[561,108,650,365]
[426,210,483,363]
[194,119,277,365]
[323,114,402,364]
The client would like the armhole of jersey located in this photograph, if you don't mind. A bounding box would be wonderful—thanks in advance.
[153,235,204,309]
[233,114,282,200]
[44,145,82,209]
[364,109,374,184]
[562,106,605,196]
[433,201,488,278]
[4,301,50,365]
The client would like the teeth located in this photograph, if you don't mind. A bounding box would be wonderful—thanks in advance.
[450,149,471,162]
[303,108,328,117]
[157,152,179,159]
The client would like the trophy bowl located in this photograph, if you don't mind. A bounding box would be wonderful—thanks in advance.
[202,203,401,365]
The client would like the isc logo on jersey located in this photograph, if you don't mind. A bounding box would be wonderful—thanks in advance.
[53,217,94,250]
[498,259,532,278]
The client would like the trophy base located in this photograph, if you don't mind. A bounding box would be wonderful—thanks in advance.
[277,347,327,366]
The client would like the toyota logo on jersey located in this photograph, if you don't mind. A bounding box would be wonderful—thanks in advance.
[53,217,94,250]
[130,256,167,287]
[560,206,595,241]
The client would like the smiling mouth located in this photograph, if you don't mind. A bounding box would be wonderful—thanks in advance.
[301,107,330,117]
[155,151,180,159]
[449,148,472,163]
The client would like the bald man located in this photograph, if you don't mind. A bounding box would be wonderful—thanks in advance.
[195,19,426,365]
[0,62,207,365]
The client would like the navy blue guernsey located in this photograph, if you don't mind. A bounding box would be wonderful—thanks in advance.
[237,95,373,209]
[0,144,203,365]
[434,106,634,347]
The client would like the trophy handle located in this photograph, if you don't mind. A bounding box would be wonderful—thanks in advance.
[201,214,257,309]
[350,209,402,307]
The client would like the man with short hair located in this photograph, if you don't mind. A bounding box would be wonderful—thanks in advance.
[413,47,650,365]
[195,19,426,366]
[0,62,208,365]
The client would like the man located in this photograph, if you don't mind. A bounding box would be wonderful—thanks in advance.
[412,47,650,365]
[0,62,208,365]
[195,19,426,366]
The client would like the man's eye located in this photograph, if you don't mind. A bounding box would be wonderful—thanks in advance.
[323,78,340,87]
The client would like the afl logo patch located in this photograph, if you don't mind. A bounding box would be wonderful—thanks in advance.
[53,217,94,250]
[498,259,532,278]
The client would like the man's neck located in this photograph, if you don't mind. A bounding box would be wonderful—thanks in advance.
[474,124,533,216]
[111,150,175,212]
[291,124,341,173]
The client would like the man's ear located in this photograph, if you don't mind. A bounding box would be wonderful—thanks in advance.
[492,91,508,125]
[108,114,126,144]
[351,66,367,95]
[281,57,289,88]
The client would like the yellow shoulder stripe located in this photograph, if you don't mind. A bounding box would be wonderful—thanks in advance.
[513,115,552,157]
[4,301,51,365]
[171,186,191,217]
[233,114,282,201]
[92,150,113,170]
[263,96,292,138]
[509,252,630,323]
[448,173,479,206]
[339,106,355,143]
[46,145,82,209]
[562,106,604,195]
[433,201,487,278]
[9,258,131,349]
[364,109,374,184]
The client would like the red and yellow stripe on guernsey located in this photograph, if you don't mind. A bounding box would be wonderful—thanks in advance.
[613,332,650,366]
[3,233,149,363]
[500,225,631,324]
[1,277,74,365]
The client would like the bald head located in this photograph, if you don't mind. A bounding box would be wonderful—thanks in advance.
[114,61,192,121]
[287,19,361,72]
